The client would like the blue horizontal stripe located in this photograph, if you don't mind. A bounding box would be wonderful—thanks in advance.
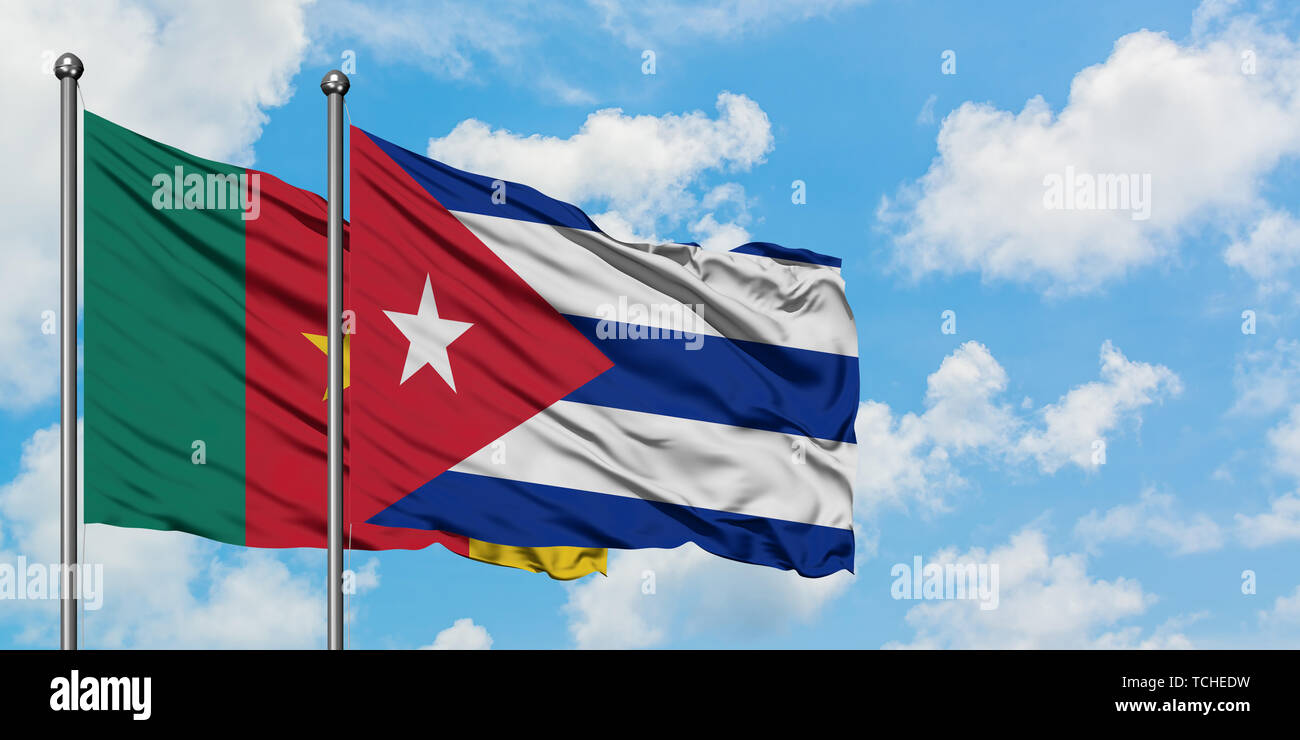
[360,128,601,231]
[369,471,855,577]
[730,241,842,268]
[563,315,858,443]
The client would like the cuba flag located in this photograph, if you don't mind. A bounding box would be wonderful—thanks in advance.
[350,127,858,577]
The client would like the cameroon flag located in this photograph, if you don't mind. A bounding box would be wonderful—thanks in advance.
[82,112,604,579]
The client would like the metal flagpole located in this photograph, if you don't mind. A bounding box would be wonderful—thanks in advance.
[321,69,350,650]
[54,52,84,652]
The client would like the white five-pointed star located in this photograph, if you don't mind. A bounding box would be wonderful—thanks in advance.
[383,275,474,391]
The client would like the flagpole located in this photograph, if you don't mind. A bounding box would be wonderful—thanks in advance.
[54,52,83,652]
[321,69,350,651]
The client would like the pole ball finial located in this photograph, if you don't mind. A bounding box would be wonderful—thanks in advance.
[321,70,350,96]
[54,52,84,80]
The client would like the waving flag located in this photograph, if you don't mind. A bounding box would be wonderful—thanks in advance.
[81,112,604,579]
[352,127,858,577]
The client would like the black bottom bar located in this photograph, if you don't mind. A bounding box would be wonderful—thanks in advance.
[7,649,1290,726]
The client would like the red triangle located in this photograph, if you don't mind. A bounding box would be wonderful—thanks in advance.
[349,130,613,523]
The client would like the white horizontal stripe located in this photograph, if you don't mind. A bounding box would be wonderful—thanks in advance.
[453,211,857,357]
[450,400,855,530]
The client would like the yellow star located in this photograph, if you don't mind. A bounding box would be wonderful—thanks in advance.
[303,332,351,400]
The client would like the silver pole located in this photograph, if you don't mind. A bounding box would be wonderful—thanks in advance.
[54,52,83,652]
[321,70,349,651]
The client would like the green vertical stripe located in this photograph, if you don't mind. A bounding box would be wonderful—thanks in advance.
[84,112,247,545]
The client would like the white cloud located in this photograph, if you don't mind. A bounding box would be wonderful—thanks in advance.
[540,76,599,106]
[854,342,1013,516]
[156,551,323,649]
[0,424,325,648]
[1227,409,1300,547]
[1015,341,1182,473]
[1092,612,1202,650]
[588,0,869,46]
[311,2,611,108]
[310,0,526,80]
[1267,405,1300,480]
[690,183,755,249]
[1260,585,1300,627]
[886,529,1181,649]
[563,543,853,649]
[0,0,313,410]
[879,12,1300,294]
[1231,339,1300,416]
[856,341,1180,515]
[587,211,661,244]
[920,341,1018,452]
[313,1,870,81]
[853,400,958,514]
[1224,210,1300,296]
[350,557,381,593]
[690,213,753,252]
[1075,488,1224,555]
[916,93,938,126]
[427,92,773,239]
[421,618,493,650]
[1235,492,1300,547]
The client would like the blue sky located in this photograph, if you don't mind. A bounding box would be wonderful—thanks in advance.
[3,0,1300,648]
